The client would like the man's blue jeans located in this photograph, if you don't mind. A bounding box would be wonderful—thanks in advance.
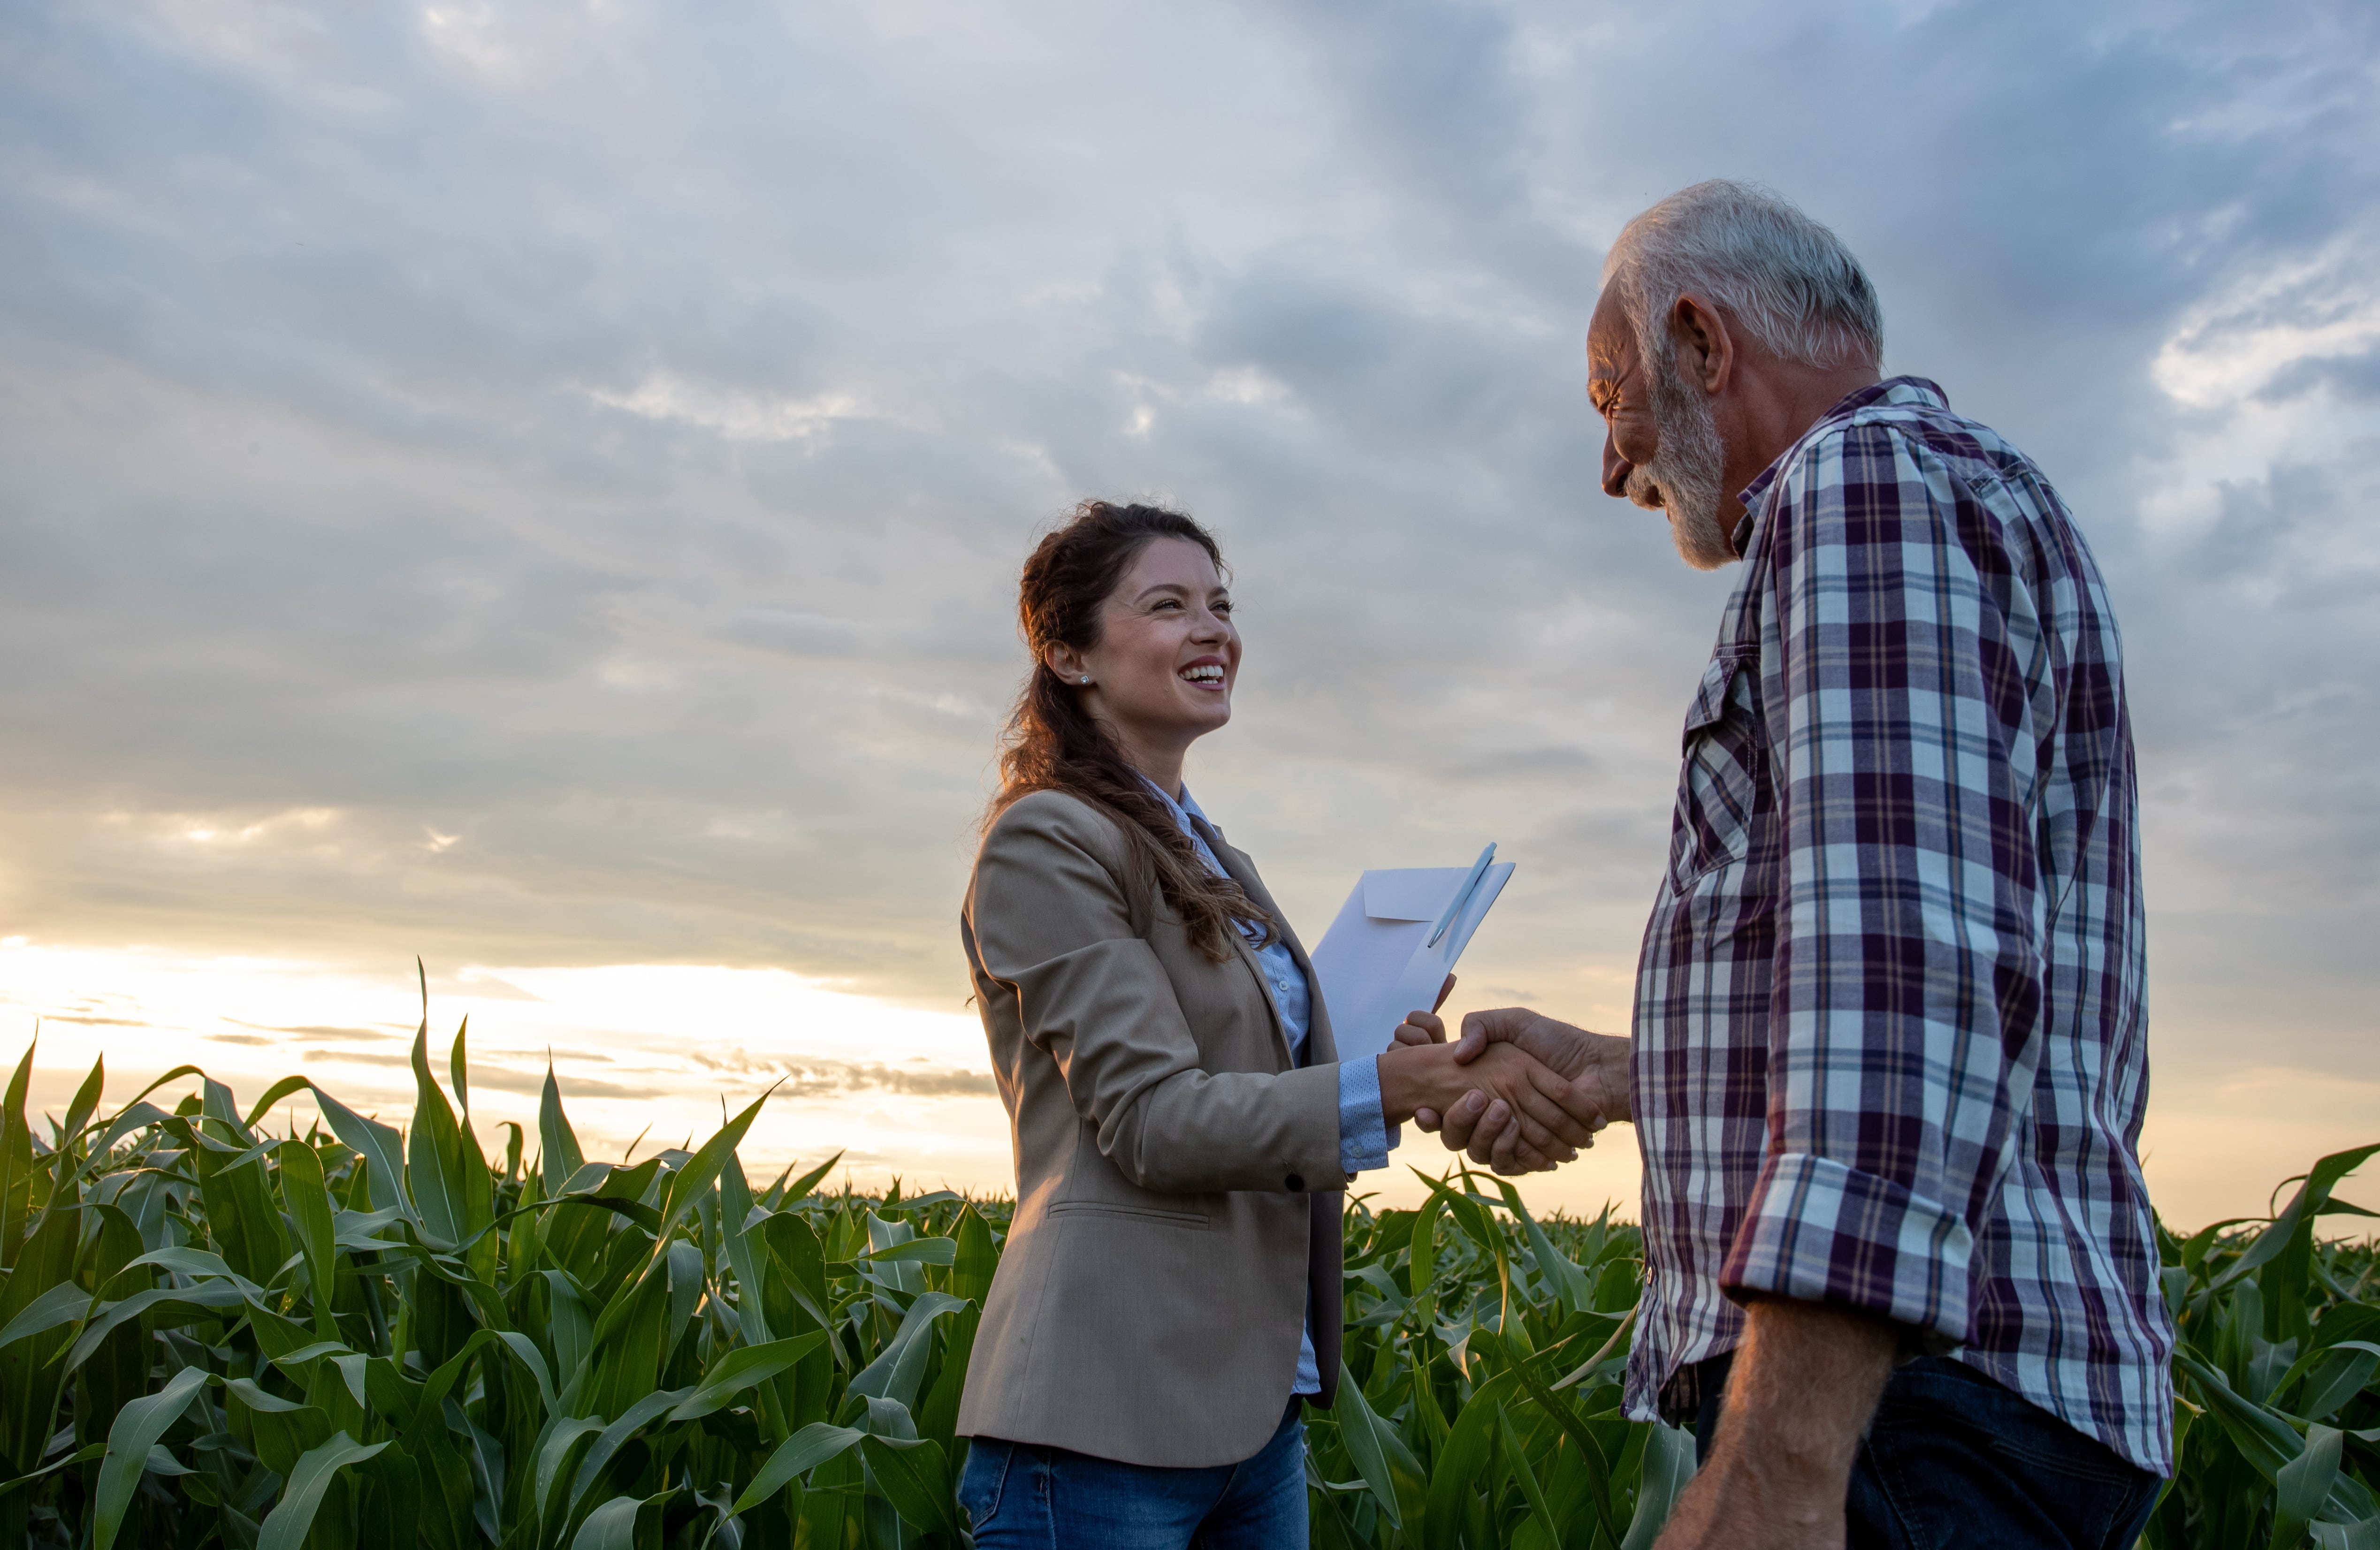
[958,1399,1308,1549]
[1692,1353,2162,1549]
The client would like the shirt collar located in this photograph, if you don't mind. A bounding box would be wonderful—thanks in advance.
[1141,775,1204,824]
[1731,376,1950,545]
[1140,779,1285,956]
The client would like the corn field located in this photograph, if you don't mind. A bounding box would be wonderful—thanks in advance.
[0,1016,2374,1550]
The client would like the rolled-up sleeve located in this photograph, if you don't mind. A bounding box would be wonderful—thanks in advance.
[1718,425,2052,1343]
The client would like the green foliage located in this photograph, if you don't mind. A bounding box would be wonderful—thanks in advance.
[0,1021,2373,1549]
[2150,1144,2380,1549]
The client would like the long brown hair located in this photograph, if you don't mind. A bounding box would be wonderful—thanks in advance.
[992,500,1278,961]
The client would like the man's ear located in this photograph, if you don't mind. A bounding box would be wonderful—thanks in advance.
[1670,293,1735,395]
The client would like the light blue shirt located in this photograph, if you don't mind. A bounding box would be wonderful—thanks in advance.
[1146,780,1399,1397]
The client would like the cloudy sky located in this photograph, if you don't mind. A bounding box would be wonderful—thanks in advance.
[3,0,2375,1223]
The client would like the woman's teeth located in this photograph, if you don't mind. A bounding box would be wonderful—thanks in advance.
[1179,665,1225,684]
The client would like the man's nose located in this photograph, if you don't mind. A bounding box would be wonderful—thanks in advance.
[1601,429,1633,498]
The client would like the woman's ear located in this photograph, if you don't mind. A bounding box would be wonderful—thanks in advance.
[1042,643,1087,684]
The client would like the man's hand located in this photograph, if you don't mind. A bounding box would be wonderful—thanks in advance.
[1652,1299,1896,1549]
[1394,1009,1560,1170]
[1435,1007,1631,1175]
[1374,1038,1596,1164]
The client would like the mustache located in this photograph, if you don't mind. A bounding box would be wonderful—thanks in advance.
[1623,465,1671,510]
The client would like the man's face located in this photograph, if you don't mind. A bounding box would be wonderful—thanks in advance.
[1586,290,1738,570]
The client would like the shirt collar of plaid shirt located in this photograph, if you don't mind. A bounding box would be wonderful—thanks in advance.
[1728,376,1953,554]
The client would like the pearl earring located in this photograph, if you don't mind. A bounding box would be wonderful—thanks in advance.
[1079,676,1091,685]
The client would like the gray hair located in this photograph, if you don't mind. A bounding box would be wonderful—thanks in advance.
[1602,180,1883,370]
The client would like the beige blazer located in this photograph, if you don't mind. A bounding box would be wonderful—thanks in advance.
[954,788,1347,1468]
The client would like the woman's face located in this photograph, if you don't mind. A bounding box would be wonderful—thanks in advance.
[1054,537,1240,768]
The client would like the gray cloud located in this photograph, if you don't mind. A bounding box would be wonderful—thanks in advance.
[0,0,2373,1116]
[461,1066,657,1102]
[227,1021,408,1042]
[685,1047,999,1100]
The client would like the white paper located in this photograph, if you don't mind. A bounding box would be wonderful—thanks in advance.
[1309,860,1515,1062]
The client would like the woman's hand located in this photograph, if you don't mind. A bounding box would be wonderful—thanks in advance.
[1389,975,1458,1131]
[1375,1038,1596,1170]
[1391,1008,1451,1133]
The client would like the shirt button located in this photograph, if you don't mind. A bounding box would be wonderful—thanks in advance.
[1285,1173,1305,1192]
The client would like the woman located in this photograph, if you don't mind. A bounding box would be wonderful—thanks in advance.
[955,501,1588,1548]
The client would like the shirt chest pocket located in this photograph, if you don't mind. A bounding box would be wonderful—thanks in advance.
[1667,652,1765,893]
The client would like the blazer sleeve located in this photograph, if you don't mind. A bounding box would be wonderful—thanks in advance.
[969,794,1343,1194]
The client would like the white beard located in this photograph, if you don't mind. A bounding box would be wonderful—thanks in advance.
[1623,355,1737,571]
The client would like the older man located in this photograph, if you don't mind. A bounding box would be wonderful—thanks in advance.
[1413,182,2174,1548]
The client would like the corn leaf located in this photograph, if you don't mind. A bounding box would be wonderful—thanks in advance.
[2276,1424,2345,1548]
[781,1153,843,1204]
[848,1292,968,1410]
[241,1075,313,1130]
[733,1423,869,1513]
[670,1332,827,1422]
[1619,1421,1696,1550]
[307,1082,411,1222]
[571,1489,673,1550]
[405,1024,482,1252]
[92,1365,215,1550]
[2,1039,38,1270]
[863,1433,955,1532]
[540,1062,588,1194]
[2216,1145,2380,1293]
[1334,1359,1426,1529]
[1495,1404,1561,1539]
[258,1432,389,1550]
[277,1139,341,1336]
[0,1280,99,1355]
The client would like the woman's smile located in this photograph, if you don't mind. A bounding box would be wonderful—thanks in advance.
[1045,535,1243,792]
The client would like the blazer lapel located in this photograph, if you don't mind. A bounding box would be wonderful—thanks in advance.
[1186,813,1328,1070]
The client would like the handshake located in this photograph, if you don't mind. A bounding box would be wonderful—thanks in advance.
[1371,995,1632,1175]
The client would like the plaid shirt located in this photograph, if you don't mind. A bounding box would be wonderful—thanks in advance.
[1624,377,2174,1474]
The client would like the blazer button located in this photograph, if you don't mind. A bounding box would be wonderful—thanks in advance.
[1285,1173,1305,1192]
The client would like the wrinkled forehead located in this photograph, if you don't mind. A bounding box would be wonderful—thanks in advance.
[1585,289,1636,381]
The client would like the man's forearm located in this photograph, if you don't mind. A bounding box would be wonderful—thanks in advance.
[1654,1298,1897,1550]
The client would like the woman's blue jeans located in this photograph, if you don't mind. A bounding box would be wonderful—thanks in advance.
[958,1400,1308,1549]
[1692,1353,2162,1549]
